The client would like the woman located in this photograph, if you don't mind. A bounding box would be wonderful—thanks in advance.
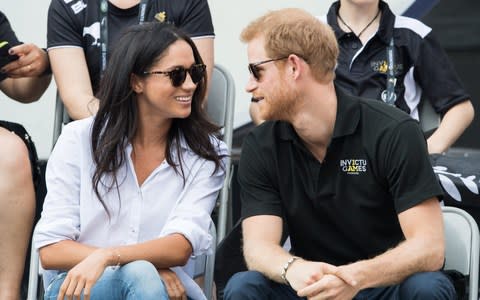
[34,22,226,300]
[47,0,215,120]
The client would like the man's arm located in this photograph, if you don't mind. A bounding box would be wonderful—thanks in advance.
[427,100,474,154]
[49,47,98,120]
[242,215,287,280]
[243,215,355,292]
[298,197,444,298]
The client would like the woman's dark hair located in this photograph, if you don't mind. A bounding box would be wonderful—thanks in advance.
[91,22,223,212]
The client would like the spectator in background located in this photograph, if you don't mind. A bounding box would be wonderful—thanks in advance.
[34,22,226,300]
[47,0,215,120]
[249,0,474,155]
[225,8,455,300]
[0,10,51,300]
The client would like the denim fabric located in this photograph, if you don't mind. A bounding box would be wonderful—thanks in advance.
[44,260,169,300]
[224,270,456,300]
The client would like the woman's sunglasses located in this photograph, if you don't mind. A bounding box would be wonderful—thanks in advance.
[248,57,288,81]
[143,64,206,87]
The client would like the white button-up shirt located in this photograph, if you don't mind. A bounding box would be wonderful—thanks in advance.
[34,117,227,299]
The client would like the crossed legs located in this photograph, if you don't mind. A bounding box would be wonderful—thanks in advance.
[0,127,35,300]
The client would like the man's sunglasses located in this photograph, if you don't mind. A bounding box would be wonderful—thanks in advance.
[248,57,288,81]
[143,64,206,87]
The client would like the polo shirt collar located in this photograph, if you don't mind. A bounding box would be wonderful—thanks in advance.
[332,86,360,138]
[326,0,395,45]
[277,85,360,143]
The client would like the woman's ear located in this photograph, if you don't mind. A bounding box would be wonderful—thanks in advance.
[130,73,144,93]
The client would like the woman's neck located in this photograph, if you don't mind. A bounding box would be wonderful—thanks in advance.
[133,116,171,149]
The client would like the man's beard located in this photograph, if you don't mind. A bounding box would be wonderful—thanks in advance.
[261,80,299,121]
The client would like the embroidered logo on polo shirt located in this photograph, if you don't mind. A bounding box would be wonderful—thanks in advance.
[155,12,167,22]
[370,60,403,74]
[340,159,367,175]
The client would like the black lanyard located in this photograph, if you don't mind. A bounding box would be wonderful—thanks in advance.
[99,0,149,74]
[382,37,397,105]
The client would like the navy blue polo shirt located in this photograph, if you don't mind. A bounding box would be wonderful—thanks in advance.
[239,87,443,266]
[319,1,469,119]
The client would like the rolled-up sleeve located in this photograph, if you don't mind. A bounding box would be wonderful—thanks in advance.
[33,122,83,250]
[160,140,227,256]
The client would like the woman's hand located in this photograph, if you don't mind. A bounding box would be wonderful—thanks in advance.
[158,269,187,300]
[57,248,113,300]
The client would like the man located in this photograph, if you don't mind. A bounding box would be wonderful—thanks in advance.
[250,0,474,155]
[224,8,455,300]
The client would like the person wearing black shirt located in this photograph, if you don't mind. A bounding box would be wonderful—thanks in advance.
[224,8,455,300]
[47,0,215,120]
[250,0,474,155]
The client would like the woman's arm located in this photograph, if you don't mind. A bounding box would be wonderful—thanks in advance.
[39,233,192,271]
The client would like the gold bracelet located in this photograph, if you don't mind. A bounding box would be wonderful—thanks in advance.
[280,256,299,286]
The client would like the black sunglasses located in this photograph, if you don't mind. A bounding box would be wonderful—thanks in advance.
[143,64,206,87]
[248,57,288,81]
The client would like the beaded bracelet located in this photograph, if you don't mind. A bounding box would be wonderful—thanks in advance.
[280,256,299,286]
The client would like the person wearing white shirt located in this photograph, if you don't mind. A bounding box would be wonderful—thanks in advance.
[33,22,227,300]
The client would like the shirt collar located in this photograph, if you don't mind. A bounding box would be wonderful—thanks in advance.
[327,0,395,45]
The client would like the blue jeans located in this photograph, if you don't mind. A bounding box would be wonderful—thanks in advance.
[44,260,169,300]
[224,270,456,300]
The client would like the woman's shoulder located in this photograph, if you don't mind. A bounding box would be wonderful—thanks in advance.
[61,116,95,138]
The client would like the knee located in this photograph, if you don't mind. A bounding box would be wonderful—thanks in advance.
[400,271,456,299]
[224,271,270,300]
[120,260,159,282]
[0,129,31,175]
[119,260,167,299]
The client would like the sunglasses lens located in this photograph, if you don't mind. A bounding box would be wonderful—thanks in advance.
[170,68,187,87]
[248,64,260,80]
[190,64,206,84]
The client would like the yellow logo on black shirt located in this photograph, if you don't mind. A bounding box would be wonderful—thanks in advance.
[371,60,403,74]
[340,159,367,175]
[155,11,166,22]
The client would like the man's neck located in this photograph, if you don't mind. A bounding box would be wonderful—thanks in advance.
[290,82,337,162]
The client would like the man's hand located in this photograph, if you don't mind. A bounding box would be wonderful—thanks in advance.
[297,273,359,300]
[57,248,112,300]
[2,43,49,78]
[158,269,187,300]
[285,260,357,293]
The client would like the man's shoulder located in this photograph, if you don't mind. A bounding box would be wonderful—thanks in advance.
[242,121,287,158]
